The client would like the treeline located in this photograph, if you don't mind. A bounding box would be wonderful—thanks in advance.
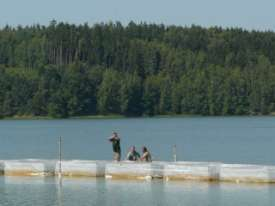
[1,21,275,117]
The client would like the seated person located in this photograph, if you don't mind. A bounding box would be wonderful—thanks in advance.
[140,146,152,162]
[126,146,140,161]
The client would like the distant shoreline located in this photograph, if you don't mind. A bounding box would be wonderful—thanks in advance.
[0,114,193,120]
[1,113,275,120]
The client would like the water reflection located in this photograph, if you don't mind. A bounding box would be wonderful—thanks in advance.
[0,177,274,206]
[163,181,221,206]
[2,176,58,206]
[219,182,273,206]
[57,178,63,206]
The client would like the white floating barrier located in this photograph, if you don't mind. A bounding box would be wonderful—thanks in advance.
[164,161,220,181]
[105,161,153,179]
[220,164,275,183]
[151,161,165,178]
[56,160,106,177]
[267,166,275,181]
[4,159,48,176]
[0,159,274,183]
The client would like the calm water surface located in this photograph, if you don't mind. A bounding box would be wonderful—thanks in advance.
[0,177,274,206]
[0,117,275,206]
[0,116,275,164]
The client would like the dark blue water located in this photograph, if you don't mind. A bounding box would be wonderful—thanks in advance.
[0,116,275,164]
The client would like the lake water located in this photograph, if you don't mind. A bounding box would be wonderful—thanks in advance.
[0,117,275,206]
[0,177,274,206]
[0,116,275,164]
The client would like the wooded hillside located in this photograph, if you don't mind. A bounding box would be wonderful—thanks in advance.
[1,21,275,117]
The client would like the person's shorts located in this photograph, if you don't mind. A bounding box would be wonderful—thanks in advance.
[113,152,121,161]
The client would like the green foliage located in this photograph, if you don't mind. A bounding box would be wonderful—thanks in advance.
[120,72,143,116]
[97,70,122,114]
[143,76,161,116]
[0,22,275,117]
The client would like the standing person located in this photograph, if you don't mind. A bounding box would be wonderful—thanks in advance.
[140,146,152,162]
[108,131,121,161]
[126,146,140,161]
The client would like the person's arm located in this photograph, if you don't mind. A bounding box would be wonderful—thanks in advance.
[108,135,118,141]
[110,135,120,140]
[125,152,131,160]
[140,152,147,161]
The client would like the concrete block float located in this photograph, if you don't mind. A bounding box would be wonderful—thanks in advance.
[164,161,221,181]
[0,159,275,184]
[56,160,106,177]
[105,161,164,180]
[4,159,51,176]
[220,164,275,183]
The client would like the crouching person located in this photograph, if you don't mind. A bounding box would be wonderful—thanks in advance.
[126,146,140,161]
[140,146,152,162]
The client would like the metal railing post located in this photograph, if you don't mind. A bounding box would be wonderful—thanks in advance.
[58,136,62,180]
[173,145,177,162]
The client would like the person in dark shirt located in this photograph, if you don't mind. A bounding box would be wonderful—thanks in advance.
[140,146,152,162]
[126,146,140,161]
[108,132,121,161]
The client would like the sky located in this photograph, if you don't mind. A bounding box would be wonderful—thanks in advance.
[0,0,274,31]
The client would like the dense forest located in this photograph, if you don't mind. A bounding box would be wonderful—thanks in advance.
[1,21,275,118]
